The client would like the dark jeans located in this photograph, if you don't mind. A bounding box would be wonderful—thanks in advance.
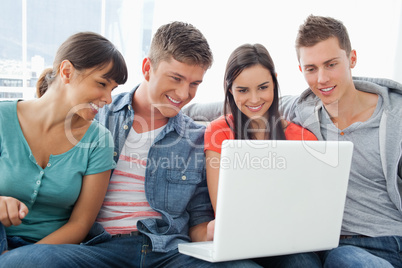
[254,252,322,268]
[320,236,402,268]
[0,223,35,254]
[0,223,261,268]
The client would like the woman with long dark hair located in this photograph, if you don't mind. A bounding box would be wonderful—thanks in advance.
[205,43,317,212]
[204,43,320,267]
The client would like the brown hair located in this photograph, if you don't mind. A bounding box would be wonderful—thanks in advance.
[148,21,213,70]
[295,15,352,61]
[223,44,286,140]
[36,32,128,97]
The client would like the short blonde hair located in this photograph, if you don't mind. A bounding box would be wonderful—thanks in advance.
[148,21,213,70]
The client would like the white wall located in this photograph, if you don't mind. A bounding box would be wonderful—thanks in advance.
[395,5,402,83]
[152,0,402,103]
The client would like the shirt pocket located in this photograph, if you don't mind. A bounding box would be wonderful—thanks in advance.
[165,169,202,215]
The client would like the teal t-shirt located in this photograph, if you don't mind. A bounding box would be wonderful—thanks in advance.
[0,100,116,242]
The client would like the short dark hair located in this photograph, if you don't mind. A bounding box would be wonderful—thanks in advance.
[37,32,127,97]
[223,43,286,140]
[295,15,352,61]
[148,21,213,70]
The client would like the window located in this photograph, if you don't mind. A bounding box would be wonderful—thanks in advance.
[0,92,23,99]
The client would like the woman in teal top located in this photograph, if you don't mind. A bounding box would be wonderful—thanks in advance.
[0,32,127,253]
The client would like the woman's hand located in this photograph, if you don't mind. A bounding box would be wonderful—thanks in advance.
[0,196,28,227]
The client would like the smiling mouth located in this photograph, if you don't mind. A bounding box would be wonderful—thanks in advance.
[167,95,181,104]
[89,102,99,112]
[320,86,335,92]
[246,103,264,111]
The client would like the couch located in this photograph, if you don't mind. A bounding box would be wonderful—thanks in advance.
[182,101,223,125]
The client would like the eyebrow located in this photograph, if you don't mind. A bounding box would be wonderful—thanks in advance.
[258,81,270,87]
[101,75,112,83]
[235,81,270,89]
[171,72,185,79]
[170,72,203,84]
[303,57,340,68]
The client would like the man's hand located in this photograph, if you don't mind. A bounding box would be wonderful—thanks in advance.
[0,196,28,227]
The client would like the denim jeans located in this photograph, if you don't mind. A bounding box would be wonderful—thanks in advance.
[320,236,402,268]
[0,223,261,268]
[253,252,322,268]
[1,223,34,254]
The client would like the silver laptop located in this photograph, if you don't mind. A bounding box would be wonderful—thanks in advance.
[179,140,353,262]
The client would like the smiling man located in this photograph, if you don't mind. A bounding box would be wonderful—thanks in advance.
[281,15,402,268]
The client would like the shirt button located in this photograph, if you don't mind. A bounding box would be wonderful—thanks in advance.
[181,175,187,180]
[123,125,129,130]
[36,180,41,185]
[128,105,131,110]
[340,132,345,136]
[114,152,117,156]
[40,171,44,175]
[47,163,51,167]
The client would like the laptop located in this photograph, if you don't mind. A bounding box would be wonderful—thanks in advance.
[179,140,353,262]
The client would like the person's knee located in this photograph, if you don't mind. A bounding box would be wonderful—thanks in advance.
[0,244,63,268]
[0,248,42,268]
[323,246,392,268]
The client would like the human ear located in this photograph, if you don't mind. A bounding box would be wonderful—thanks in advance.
[142,58,151,81]
[349,50,357,68]
[59,60,74,84]
[299,65,302,72]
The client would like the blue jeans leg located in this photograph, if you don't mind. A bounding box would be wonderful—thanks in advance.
[0,237,141,268]
[144,247,261,268]
[253,252,322,268]
[5,236,32,250]
[0,222,34,254]
[0,232,261,268]
[0,223,125,268]
[321,236,402,268]
[111,234,262,267]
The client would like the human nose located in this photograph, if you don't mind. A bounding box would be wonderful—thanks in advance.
[250,91,260,103]
[175,84,190,100]
[102,90,113,105]
[317,68,330,84]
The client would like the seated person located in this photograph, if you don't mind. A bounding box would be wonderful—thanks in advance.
[0,32,127,253]
[204,43,321,267]
[281,15,402,268]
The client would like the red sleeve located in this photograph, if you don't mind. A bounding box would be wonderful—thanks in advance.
[284,122,318,141]
[204,116,234,154]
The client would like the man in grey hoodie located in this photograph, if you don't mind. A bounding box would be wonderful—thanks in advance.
[281,15,402,268]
